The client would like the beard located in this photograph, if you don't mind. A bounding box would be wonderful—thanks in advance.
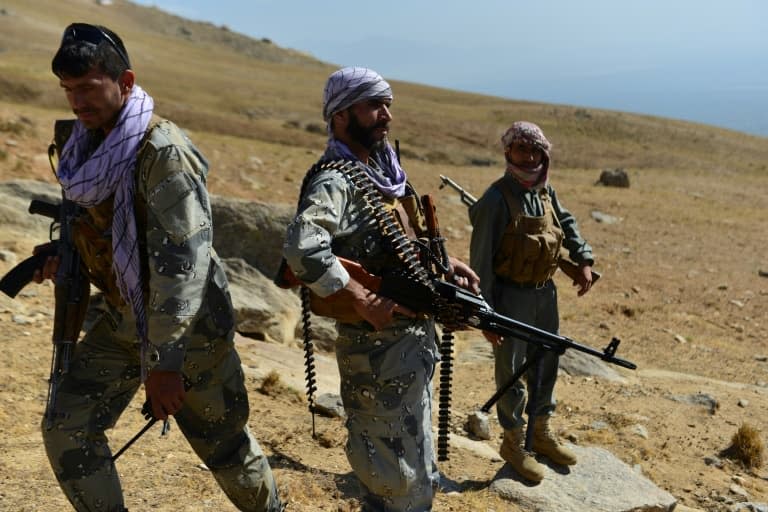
[346,111,388,152]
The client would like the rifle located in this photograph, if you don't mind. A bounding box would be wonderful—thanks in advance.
[0,197,90,429]
[0,202,60,298]
[438,174,601,285]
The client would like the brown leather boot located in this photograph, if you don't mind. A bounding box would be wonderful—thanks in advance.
[499,427,545,483]
[532,416,577,466]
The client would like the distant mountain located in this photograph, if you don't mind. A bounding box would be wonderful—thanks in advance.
[0,0,766,173]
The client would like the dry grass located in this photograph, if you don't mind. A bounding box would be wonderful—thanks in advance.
[258,370,304,403]
[1,0,767,182]
[723,423,765,470]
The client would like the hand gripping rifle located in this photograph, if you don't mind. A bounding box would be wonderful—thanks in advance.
[0,121,91,430]
[438,174,601,285]
[0,197,90,429]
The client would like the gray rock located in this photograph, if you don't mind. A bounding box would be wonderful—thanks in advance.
[590,210,621,224]
[490,444,676,511]
[730,484,751,501]
[596,168,630,188]
[704,455,724,468]
[0,249,17,265]
[732,503,768,512]
[293,314,338,352]
[210,195,294,278]
[0,180,61,234]
[313,392,345,418]
[559,349,626,383]
[222,257,300,344]
[666,392,719,414]
[465,410,491,440]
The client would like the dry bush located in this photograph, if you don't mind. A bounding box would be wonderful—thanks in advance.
[257,370,304,403]
[722,423,765,469]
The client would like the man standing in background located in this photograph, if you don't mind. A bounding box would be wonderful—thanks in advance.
[469,121,594,483]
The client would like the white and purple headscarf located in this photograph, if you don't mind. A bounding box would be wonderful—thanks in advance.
[57,85,154,379]
[322,66,406,198]
[501,121,552,190]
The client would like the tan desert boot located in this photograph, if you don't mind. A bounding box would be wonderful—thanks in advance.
[532,416,577,466]
[499,427,545,483]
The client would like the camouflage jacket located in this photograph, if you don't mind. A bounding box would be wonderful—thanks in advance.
[71,118,234,371]
[283,150,416,301]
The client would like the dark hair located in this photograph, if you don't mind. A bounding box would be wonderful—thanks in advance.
[52,23,131,80]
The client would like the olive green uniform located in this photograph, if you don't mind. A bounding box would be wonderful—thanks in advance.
[469,174,593,430]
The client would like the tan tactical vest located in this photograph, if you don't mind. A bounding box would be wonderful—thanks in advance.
[492,177,564,284]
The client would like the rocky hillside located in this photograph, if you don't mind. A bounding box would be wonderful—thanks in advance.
[0,1,767,511]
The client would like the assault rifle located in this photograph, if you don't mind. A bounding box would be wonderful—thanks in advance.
[438,174,601,285]
[0,197,90,429]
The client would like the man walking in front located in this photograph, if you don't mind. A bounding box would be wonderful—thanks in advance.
[36,23,282,511]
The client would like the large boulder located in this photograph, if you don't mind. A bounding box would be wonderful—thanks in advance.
[210,195,294,278]
[0,179,60,234]
[222,257,300,344]
[596,168,630,188]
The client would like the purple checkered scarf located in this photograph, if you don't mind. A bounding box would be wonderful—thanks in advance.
[323,67,406,198]
[57,85,154,378]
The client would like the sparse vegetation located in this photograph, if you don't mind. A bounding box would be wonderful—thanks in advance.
[723,423,765,469]
[0,1,766,511]
[258,370,303,403]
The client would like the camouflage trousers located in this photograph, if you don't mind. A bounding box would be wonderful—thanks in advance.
[41,306,281,512]
[336,317,440,512]
[493,280,560,430]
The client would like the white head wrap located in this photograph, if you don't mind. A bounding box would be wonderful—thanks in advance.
[322,67,393,123]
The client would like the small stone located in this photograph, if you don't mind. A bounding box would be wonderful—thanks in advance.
[704,455,723,468]
[631,424,649,439]
[729,483,750,500]
[738,399,749,408]
[465,411,491,440]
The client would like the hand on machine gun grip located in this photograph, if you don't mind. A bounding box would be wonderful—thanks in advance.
[446,256,481,295]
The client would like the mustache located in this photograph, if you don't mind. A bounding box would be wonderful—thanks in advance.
[373,120,389,130]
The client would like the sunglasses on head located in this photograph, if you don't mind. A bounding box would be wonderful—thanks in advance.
[61,23,131,68]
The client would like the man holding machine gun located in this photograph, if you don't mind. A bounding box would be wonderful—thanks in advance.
[469,121,594,483]
[281,66,479,512]
[30,22,281,511]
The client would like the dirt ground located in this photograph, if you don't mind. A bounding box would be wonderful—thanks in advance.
[1,156,767,512]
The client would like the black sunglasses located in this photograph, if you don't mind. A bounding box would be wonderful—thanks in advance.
[61,23,131,68]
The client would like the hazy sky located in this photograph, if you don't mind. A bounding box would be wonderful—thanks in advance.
[133,0,768,136]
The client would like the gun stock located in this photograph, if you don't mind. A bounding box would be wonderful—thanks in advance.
[0,244,58,298]
[557,258,601,285]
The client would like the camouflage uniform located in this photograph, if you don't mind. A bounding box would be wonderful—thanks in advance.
[283,152,440,512]
[469,177,593,430]
[42,119,281,512]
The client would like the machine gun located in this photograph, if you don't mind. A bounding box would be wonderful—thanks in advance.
[284,256,635,453]
[438,174,600,285]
